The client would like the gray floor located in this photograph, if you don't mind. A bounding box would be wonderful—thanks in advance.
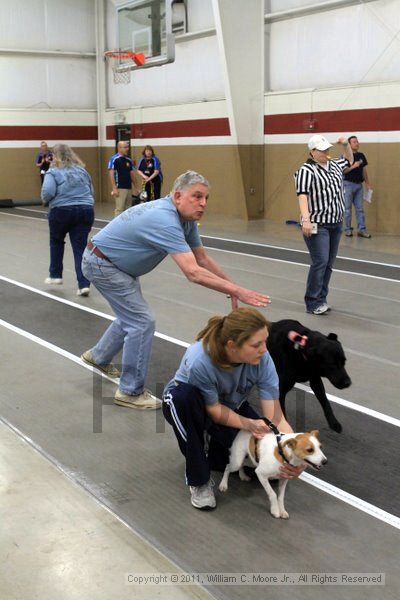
[1,204,399,599]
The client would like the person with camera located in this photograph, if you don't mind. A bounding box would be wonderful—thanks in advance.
[35,141,53,185]
[343,135,372,238]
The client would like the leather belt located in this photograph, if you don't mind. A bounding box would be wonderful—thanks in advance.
[87,241,111,262]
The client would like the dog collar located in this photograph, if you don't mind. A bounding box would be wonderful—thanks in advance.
[262,417,291,465]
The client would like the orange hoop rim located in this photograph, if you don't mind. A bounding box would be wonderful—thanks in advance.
[104,51,145,66]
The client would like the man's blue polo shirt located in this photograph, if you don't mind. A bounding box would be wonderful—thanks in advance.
[92,195,202,278]
[108,153,134,189]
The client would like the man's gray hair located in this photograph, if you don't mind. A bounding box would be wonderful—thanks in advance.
[171,171,210,193]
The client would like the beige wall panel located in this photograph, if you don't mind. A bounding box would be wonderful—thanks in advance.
[238,145,265,219]
[0,148,100,204]
[264,145,306,224]
[0,149,44,201]
[362,143,400,235]
[101,145,248,219]
[264,144,400,235]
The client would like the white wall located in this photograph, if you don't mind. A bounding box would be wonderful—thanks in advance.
[0,0,96,109]
[186,0,215,31]
[267,0,400,91]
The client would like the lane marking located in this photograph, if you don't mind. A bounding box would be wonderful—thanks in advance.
[204,246,400,283]
[0,317,117,383]
[294,383,400,428]
[1,316,399,531]
[0,419,206,586]
[201,234,400,268]
[1,274,399,428]
[300,473,400,530]
[3,210,400,275]
[13,209,397,271]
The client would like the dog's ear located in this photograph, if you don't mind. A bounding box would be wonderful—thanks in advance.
[285,438,297,449]
[310,429,319,438]
[327,333,338,341]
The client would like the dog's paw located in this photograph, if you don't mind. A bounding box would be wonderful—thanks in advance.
[280,510,289,519]
[239,468,251,482]
[270,508,281,519]
[219,483,228,492]
[330,421,343,433]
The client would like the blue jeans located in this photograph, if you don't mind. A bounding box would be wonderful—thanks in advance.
[303,223,342,311]
[81,249,155,395]
[48,205,94,288]
[344,181,366,233]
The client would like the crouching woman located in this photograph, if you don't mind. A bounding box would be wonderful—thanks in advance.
[163,308,304,510]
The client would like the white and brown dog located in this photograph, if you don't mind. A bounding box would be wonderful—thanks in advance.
[219,429,327,519]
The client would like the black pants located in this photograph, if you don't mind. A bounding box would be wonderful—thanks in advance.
[144,176,162,200]
[163,382,259,487]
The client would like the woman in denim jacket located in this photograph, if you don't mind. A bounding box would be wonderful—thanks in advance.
[41,144,95,296]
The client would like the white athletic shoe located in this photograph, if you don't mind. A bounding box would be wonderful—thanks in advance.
[190,479,216,510]
[77,287,90,297]
[44,277,63,285]
[308,304,329,315]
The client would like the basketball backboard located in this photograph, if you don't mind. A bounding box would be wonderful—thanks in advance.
[116,0,175,70]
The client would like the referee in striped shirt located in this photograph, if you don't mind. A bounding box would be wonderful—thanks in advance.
[295,135,353,315]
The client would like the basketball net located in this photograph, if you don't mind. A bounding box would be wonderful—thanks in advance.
[104,51,145,85]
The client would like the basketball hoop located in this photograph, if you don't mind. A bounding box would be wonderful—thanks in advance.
[104,51,146,84]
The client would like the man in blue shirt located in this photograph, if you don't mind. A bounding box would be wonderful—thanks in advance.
[108,141,137,216]
[81,171,271,410]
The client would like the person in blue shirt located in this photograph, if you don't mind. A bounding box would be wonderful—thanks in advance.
[41,144,94,296]
[35,141,53,184]
[163,308,303,510]
[81,171,270,411]
[137,145,163,200]
[108,141,137,216]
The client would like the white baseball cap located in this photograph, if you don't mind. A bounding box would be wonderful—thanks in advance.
[308,135,333,151]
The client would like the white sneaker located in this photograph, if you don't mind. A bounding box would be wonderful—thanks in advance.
[309,304,329,315]
[114,388,161,410]
[77,287,90,297]
[190,479,216,510]
[44,277,63,285]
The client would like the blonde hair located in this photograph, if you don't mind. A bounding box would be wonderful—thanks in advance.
[196,308,270,369]
[52,144,85,168]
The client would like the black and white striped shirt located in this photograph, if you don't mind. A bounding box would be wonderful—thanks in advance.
[294,158,349,224]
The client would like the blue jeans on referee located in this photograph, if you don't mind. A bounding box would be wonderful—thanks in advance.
[48,205,94,288]
[303,223,342,312]
[81,249,155,395]
[344,181,366,233]
[162,382,260,487]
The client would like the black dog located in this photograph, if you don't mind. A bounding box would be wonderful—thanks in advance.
[268,320,351,433]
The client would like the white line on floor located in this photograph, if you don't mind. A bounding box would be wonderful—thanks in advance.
[300,473,400,530]
[1,316,399,531]
[4,210,400,278]
[15,209,396,270]
[201,234,400,268]
[204,246,400,283]
[0,418,207,590]
[1,274,399,429]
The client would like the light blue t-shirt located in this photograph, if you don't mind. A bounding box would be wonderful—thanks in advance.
[165,341,279,410]
[41,165,94,210]
[92,196,202,278]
